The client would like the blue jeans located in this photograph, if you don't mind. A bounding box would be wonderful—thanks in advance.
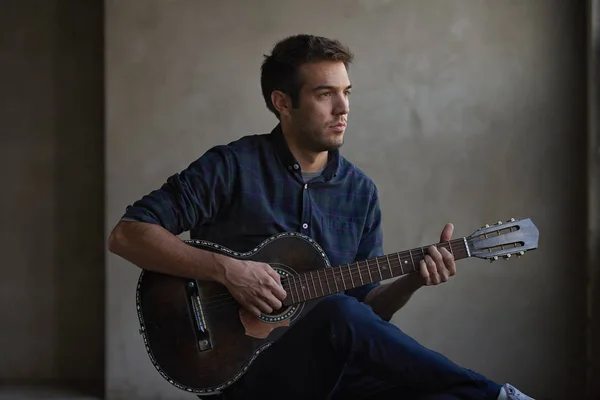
[223,294,502,400]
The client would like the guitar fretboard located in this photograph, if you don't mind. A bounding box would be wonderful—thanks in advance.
[282,238,469,305]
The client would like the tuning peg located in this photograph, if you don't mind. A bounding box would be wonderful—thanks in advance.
[509,218,516,222]
[489,256,498,263]
[517,251,525,258]
[504,254,511,259]
[484,224,490,228]
[497,221,503,225]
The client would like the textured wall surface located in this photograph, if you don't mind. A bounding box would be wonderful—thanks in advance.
[106,1,587,399]
[0,0,104,394]
[587,1,600,398]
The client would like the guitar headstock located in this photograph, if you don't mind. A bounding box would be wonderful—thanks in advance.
[468,218,539,262]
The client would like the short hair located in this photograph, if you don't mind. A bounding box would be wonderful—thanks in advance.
[260,34,354,119]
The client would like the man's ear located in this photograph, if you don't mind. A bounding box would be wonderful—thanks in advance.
[271,90,292,117]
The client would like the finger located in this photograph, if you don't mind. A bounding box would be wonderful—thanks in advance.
[440,223,454,243]
[261,290,283,311]
[263,265,287,300]
[265,265,282,285]
[245,304,262,317]
[430,246,449,282]
[428,246,447,282]
[440,247,456,276]
[253,297,273,315]
[419,260,430,285]
[425,255,440,284]
[268,276,288,301]
[428,245,444,265]
[438,268,449,282]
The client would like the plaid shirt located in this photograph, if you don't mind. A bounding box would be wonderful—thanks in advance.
[122,124,383,301]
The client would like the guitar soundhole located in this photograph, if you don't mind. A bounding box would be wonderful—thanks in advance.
[257,265,300,324]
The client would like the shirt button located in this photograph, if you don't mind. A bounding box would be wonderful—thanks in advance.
[293,164,299,170]
[304,184,308,189]
[302,223,308,229]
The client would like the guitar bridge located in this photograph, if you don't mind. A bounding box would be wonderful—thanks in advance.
[187,281,212,352]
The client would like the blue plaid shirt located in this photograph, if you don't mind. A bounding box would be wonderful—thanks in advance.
[122,124,383,301]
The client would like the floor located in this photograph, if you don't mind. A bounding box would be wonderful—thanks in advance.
[0,387,100,400]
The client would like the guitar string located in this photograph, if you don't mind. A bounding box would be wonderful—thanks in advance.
[201,248,472,309]
[199,249,472,311]
[198,239,477,308]
[202,251,474,313]
[198,238,474,306]
[197,233,521,310]
[192,232,521,313]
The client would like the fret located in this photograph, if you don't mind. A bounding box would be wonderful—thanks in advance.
[341,267,347,290]
[375,257,382,281]
[385,255,392,278]
[285,277,294,304]
[299,274,307,302]
[306,271,314,299]
[348,263,355,288]
[367,258,374,283]
[409,249,416,271]
[333,268,340,293]
[317,269,324,296]
[420,246,426,260]
[448,240,454,257]
[324,269,332,295]
[304,271,312,299]
[397,253,404,275]
[292,276,301,302]
[310,271,319,298]
[380,256,386,280]
[359,260,365,285]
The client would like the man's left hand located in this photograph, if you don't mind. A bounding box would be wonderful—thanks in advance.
[418,223,456,286]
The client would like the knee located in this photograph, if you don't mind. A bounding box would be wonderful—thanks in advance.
[311,294,373,322]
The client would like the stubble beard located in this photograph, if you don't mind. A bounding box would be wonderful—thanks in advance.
[298,124,345,153]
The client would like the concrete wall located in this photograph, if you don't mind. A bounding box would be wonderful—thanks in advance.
[0,0,104,395]
[587,1,600,398]
[106,1,587,399]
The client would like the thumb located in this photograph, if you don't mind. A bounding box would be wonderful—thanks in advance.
[440,223,454,242]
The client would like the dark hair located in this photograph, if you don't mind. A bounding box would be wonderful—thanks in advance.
[260,34,354,119]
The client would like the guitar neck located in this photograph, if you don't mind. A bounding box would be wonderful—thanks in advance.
[283,237,471,304]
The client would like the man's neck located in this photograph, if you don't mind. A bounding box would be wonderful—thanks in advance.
[288,143,328,172]
[281,125,328,172]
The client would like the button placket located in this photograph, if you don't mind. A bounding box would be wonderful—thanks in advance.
[301,179,310,234]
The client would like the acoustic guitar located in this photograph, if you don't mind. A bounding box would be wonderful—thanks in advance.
[135,217,539,396]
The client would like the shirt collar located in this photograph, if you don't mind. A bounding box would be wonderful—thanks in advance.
[270,123,340,182]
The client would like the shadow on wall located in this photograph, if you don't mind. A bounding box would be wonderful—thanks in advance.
[52,0,104,396]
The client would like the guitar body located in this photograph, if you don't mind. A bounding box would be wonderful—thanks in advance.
[136,232,330,395]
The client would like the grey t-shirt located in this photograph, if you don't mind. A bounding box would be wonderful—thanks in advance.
[302,169,323,182]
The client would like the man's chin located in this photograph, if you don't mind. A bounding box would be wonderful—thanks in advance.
[322,138,344,151]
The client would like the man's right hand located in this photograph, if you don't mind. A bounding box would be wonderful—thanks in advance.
[216,256,287,317]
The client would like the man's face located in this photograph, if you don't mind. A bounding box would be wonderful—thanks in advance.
[287,61,351,153]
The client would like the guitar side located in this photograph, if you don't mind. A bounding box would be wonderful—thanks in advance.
[135,232,331,395]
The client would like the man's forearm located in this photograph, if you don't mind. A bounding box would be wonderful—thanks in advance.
[364,273,424,321]
[108,220,227,283]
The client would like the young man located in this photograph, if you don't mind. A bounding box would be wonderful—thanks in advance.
[108,34,533,400]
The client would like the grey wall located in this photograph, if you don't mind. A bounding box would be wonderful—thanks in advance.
[0,0,104,395]
[587,1,600,398]
[106,1,587,399]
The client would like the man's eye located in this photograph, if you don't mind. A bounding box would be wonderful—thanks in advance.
[320,92,332,98]
[345,91,352,96]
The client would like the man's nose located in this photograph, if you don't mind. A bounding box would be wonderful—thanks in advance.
[334,94,349,115]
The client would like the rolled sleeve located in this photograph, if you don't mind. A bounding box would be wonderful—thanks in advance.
[122,145,235,236]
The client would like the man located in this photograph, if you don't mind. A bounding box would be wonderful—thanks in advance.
[108,34,533,400]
